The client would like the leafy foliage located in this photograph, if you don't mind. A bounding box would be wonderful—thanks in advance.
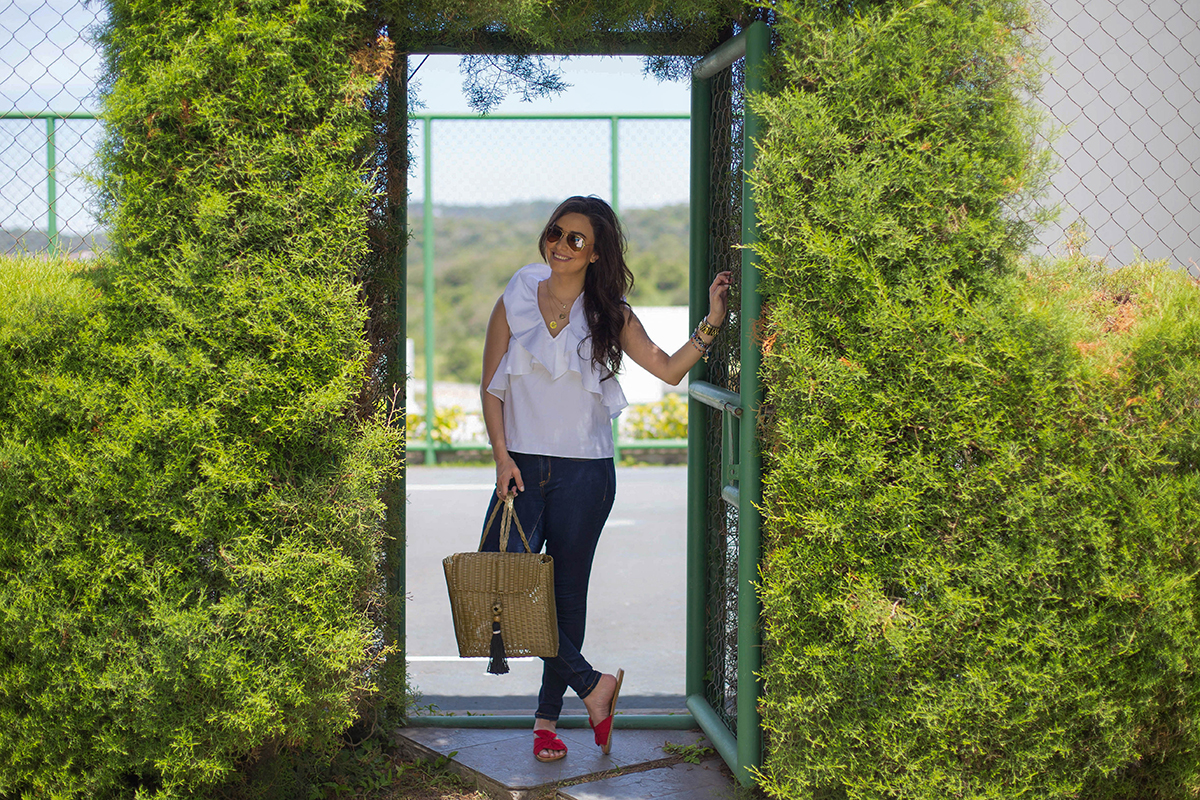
[664,739,716,764]
[623,392,689,440]
[407,405,468,447]
[383,0,745,55]
[0,1,402,796]
[383,0,755,113]
[752,2,1198,798]
[457,54,571,114]
[207,736,486,799]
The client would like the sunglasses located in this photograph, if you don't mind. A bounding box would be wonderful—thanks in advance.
[545,224,589,252]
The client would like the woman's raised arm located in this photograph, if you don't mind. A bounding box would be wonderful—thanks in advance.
[620,270,732,386]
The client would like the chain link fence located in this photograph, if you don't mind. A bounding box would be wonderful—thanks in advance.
[1,0,107,255]
[701,56,745,733]
[2,0,1197,279]
[1036,0,1200,278]
[408,115,690,210]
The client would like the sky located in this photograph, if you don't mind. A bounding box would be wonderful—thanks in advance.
[408,54,690,116]
[405,56,692,209]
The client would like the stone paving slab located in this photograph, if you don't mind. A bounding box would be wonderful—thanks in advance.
[414,693,687,716]
[558,759,740,800]
[394,725,727,800]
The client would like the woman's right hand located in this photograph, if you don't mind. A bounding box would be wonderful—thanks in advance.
[495,455,525,499]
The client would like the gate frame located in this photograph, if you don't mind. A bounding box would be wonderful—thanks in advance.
[391,22,770,786]
[685,21,769,785]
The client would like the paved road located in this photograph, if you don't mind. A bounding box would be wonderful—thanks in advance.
[405,464,688,716]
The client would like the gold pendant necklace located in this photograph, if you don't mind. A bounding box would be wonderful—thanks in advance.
[545,281,571,330]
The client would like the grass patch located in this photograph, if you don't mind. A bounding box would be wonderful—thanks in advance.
[316,742,488,800]
[0,252,106,334]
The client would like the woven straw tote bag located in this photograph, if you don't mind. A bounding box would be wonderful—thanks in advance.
[443,494,558,673]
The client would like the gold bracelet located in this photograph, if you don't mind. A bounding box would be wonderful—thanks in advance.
[698,317,722,338]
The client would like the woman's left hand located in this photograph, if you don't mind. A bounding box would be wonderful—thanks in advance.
[708,271,733,326]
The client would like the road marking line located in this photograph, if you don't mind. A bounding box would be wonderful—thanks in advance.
[409,656,539,662]
[408,484,495,491]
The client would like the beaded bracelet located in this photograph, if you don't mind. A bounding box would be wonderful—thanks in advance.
[689,328,712,362]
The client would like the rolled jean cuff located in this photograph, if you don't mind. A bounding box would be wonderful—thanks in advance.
[576,672,602,700]
[533,672,601,722]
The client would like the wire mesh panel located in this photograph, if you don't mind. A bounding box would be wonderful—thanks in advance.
[1,115,105,254]
[1,0,101,110]
[410,117,614,208]
[408,115,690,209]
[1,0,107,255]
[1036,0,1200,277]
[617,117,691,209]
[702,58,744,732]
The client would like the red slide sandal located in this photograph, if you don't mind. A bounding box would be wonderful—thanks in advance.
[533,729,568,763]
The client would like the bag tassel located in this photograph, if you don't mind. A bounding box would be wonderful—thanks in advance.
[487,602,509,675]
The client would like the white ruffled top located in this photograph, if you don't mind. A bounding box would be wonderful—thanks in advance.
[486,263,627,459]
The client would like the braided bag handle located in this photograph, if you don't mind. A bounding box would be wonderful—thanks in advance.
[477,494,534,553]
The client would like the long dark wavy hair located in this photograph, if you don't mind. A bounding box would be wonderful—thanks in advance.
[538,195,634,381]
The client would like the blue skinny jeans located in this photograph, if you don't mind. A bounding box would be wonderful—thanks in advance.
[480,451,616,721]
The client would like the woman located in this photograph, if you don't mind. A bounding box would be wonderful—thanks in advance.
[480,195,731,763]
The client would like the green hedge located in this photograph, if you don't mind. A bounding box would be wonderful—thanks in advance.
[0,1,401,796]
[752,1,1198,798]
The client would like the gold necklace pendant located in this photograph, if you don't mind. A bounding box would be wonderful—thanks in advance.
[544,281,571,331]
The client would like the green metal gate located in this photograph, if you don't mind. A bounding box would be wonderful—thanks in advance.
[685,20,769,787]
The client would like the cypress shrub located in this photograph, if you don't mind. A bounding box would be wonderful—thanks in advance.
[752,1,1198,798]
[0,1,401,797]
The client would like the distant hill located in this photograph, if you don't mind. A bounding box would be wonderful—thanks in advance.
[2,228,110,257]
[408,200,560,223]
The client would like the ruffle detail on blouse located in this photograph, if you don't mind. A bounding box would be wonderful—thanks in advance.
[487,263,627,418]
